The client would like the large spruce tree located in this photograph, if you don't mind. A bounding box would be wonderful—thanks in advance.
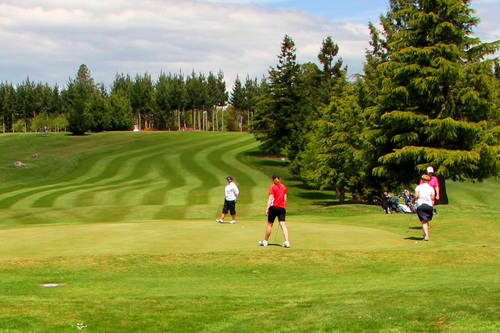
[298,79,364,202]
[65,64,96,135]
[251,35,302,157]
[364,0,500,197]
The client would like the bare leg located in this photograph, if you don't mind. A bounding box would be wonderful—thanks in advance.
[264,222,273,241]
[422,222,429,239]
[219,213,227,220]
[279,221,289,242]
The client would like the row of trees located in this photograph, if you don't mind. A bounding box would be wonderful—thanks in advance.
[250,0,500,200]
[0,67,253,134]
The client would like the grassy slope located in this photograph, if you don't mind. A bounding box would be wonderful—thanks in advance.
[0,132,498,332]
[0,132,265,225]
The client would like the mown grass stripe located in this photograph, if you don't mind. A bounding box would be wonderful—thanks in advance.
[0,132,273,223]
[2,147,154,208]
[6,134,226,210]
[12,151,158,209]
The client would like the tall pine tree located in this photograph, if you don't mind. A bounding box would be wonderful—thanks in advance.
[364,0,500,198]
[251,35,303,158]
[65,64,96,135]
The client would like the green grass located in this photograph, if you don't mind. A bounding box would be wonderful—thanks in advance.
[0,131,498,332]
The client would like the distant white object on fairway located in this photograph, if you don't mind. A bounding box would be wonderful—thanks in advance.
[39,283,67,287]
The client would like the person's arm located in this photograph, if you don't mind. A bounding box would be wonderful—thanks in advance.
[284,193,287,207]
[430,177,440,200]
[234,184,239,201]
[266,194,274,216]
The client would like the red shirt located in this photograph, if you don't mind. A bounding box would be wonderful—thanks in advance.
[269,183,287,208]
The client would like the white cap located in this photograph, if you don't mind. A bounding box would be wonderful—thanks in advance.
[427,166,434,173]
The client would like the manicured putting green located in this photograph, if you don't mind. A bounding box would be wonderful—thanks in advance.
[0,218,406,259]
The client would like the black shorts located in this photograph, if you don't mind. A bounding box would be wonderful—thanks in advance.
[222,200,236,215]
[268,206,286,223]
[417,204,434,222]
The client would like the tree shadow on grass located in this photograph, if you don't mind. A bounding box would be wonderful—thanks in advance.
[65,133,91,137]
[297,191,339,206]
[241,149,365,207]
[242,150,289,167]
[295,188,363,207]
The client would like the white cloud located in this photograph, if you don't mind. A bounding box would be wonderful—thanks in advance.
[0,0,497,92]
[473,1,500,40]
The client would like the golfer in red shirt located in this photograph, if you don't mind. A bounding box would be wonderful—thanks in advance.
[259,173,290,248]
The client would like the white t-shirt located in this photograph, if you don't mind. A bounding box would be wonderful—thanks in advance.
[415,183,435,207]
[225,182,239,201]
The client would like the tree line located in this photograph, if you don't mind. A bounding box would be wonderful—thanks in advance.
[1,0,499,199]
[0,67,244,134]
[250,0,500,200]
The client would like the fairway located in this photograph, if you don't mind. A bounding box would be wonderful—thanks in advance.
[0,131,267,223]
[0,131,498,332]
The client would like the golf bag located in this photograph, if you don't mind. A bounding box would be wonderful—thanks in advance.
[388,194,407,213]
[374,192,399,214]
[400,191,417,214]
[375,192,414,214]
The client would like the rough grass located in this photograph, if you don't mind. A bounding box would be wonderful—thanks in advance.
[0,131,498,332]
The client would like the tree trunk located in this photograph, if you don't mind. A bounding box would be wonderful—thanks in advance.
[437,175,448,205]
[216,109,219,131]
[239,110,243,132]
[212,110,215,131]
[336,187,345,202]
[177,109,181,131]
[198,110,201,130]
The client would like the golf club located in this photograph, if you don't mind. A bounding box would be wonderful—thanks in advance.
[406,212,414,233]
[273,223,281,244]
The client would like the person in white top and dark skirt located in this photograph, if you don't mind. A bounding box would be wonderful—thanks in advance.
[414,174,436,241]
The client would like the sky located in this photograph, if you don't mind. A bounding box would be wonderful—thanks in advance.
[1,0,499,91]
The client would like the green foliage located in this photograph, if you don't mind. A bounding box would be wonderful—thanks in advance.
[229,76,261,132]
[108,94,134,130]
[53,113,68,132]
[64,65,99,135]
[155,72,177,130]
[130,72,155,128]
[66,82,94,135]
[363,0,500,192]
[251,35,303,156]
[1,64,233,133]
[30,112,51,132]
[12,119,26,132]
[88,92,110,132]
[298,85,365,201]
[251,35,347,163]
